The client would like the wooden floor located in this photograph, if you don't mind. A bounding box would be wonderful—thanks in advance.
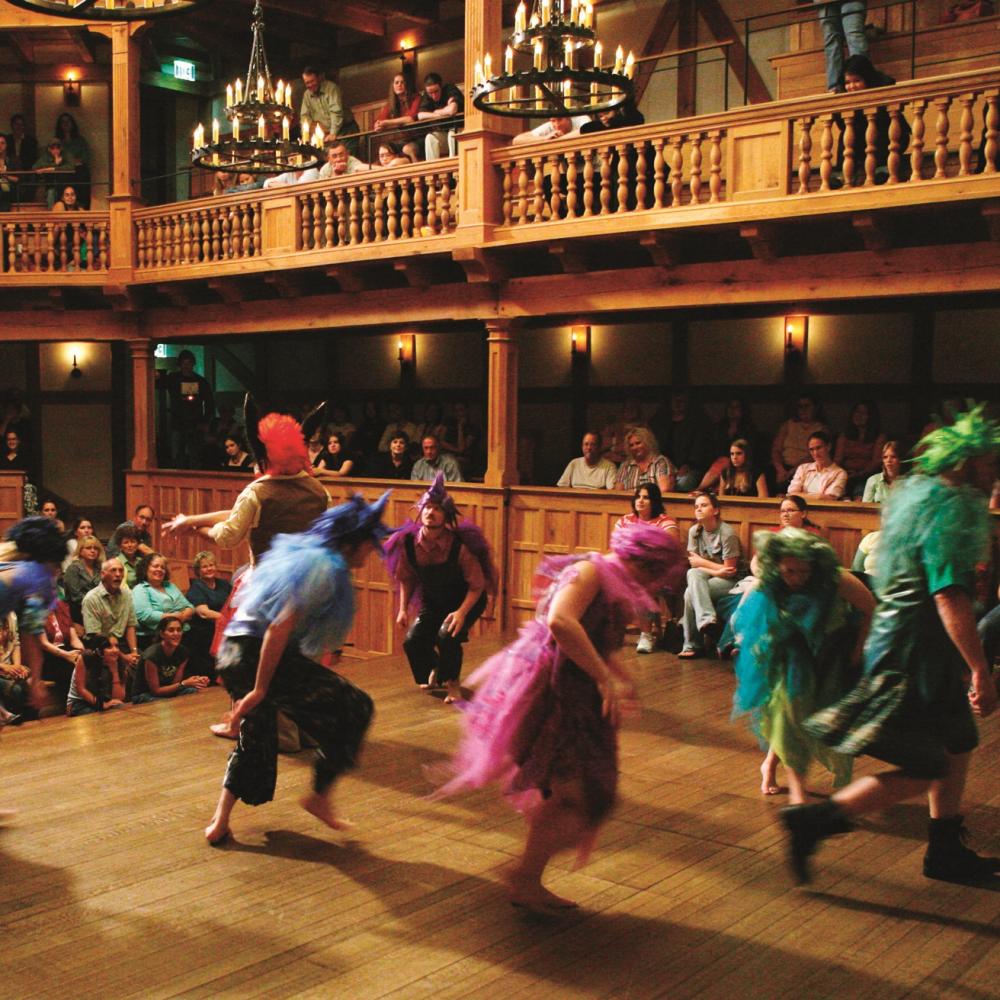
[2,639,999,1000]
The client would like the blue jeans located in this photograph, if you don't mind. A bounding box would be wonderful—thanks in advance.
[820,2,868,91]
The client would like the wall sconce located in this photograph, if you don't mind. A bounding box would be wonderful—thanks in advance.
[70,353,83,379]
[397,333,416,368]
[570,325,591,360]
[784,315,808,361]
[63,72,81,107]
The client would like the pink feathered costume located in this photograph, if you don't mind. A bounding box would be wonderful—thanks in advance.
[435,522,686,841]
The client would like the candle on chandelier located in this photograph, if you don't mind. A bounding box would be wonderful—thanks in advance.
[505,45,514,75]
[625,51,635,79]
[275,80,284,105]
[514,1,526,33]
[257,75,265,101]
[235,78,243,103]
[282,115,290,141]
[562,78,572,101]
[613,45,624,74]
[233,116,240,141]
[571,0,580,23]
[564,39,573,69]
[584,2,594,28]
[594,40,602,69]
[313,124,324,148]
[226,83,233,108]
[533,39,543,71]
[474,60,484,88]
[541,0,551,24]
[212,118,220,144]
[529,10,539,28]
[192,124,204,151]
[484,52,493,79]
[258,115,266,140]
[301,117,310,142]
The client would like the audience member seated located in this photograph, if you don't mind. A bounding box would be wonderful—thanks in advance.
[316,431,354,477]
[306,428,328,469]
[109,524,141,589]
[51,185,81,212]
[615,482,681,654]
[80,557,139,688]
[354,398,385,461]
[3,430,28,471]
[300,64,344,138]
[131,553,195,652]
[512,115,587,145]
[652,391,712,493]
[222,434,254,471]
[325,404,356,444]
[66,636,126,717]
[377,140,413,167]
[262,164,320,188]
[39,500,58,520]
[441,402,483,477]
[54,113,90,208]
[411,434,463,482]
[0,611,30,721]
[788,430,848,501]
[6,113,38,171]
[718,438,770,497]
[378,402,419,452]
[63,516,94,569]
[133,615,210,704]
[0,134,19,211]
[230,171,266,193]
[615,426,676,494]
[679,491,746,659]
[579,97,645,134]
[107,505,154,560]
[40,598,82,708]
[318,138,371,179]
[851,529,881,589]
[374,72,422,161]
[63,535,105,625]
[557,430,617,489]
[371,430,413,479]
[835,400,887,498]
[600,398,646,465]
[771,393,828,491]
[418,73,463,160]
[861,438,903,502]
[33,139,74,210]
[773,494,824,538]
[184,550,231,675]
[415,401,447,449]
[834,55,911,184]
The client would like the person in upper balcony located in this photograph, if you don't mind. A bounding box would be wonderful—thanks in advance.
[54,113,91,208]
[6,113,38,171]
[512,115,588,144]
[788,431,848,501]
[374,72,422,162]
[579,98,645,134]
[51,185,81,212]
[862,439,904,503]
[318,138,371,179]
[163,350,215,469]
[798,0,869,94]
[418,73,463,161]
[377,141,413,167]
[0,134,19,211]
[33,139,74,210]
[299,65,343,138]
[557,431,617,490]
[371,430,414,480]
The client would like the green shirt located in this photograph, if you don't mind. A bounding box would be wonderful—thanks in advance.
[300,80,344,136]
[81,583,138,642]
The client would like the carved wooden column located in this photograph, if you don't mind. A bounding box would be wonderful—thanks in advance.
[484,320,519,487]
[128,337,157,470]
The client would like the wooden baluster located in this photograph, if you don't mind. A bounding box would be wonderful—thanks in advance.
[909,99,926,182]
[501,162,512,225]
[843,116,856,187]
[517,157,528,226]
[323,192,335,247]
[299,195,311,249]
[387,180,399,240]
[337,191,349,244]
[863,108,878,186]
[797,116,813,194]
[689,133,702,204]
[547,153,562,219]
[413,178,425,234]
[420,179,433,236]
[819,114,834,191]
[46,224,56,271]
[531,155,545,221]
[250,204,261,256]
[174,214,183,264]
[181,213,192,263]
[220,211,232,259]
[211,211,221,261]
[151,218,161,267]
[984,92,999,174]
[401,179,413,237]
[439,173,451,231]
[135,220,145,268]
[97,225,107,269]
[958,93,974,176]
[598,146,612,215]
[933,96,951,179]
[201,210,211,262]
[361,184,373,243]
[374,183,386,241]
[239,205,250,257]
[635,140,649,210]
[349,186,361,244]
[312,193,323,248]
[615,142,630,213]
[564,150,578,218]
[886,105,903,184]
[708,130,722,203]
[670,136,684,205]
[57,223,68,270]
[71,223,81,270]
[652,138,666,208]
[582,152,595,217]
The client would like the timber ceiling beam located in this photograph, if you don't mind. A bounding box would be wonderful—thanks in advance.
[326,266,372,293]
[852,213,893,252]
[548,241,589,273]
[264,0,385,36]
[207,278,252,304]
[981,200,1000,241]
[393,258,440,287]
[155,283,192,308]
[3,29,33,65]
[640,232,682,268]
[452,247,510,284]
[103,283,145,312]
[632,2,682,108]
[263,272,311,298]
[65,27,95,63]
[740,222,783,261]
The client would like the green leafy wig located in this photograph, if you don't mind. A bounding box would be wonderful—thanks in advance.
[753,527,841,598]
[912,401,1000,476]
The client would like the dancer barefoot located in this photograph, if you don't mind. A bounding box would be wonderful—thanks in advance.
[784,404,1000,885]
[433,522,686,913]
[384,474,497,704]
[204,493,391,845]
[731,529,874,805]
[760,750,780,796]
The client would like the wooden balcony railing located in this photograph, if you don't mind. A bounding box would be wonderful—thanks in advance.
[1,212,110,275]
[490,67,1000,230]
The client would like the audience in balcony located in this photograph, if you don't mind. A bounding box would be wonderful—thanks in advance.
[558,430,617,489]
[51,185,82,213]
[374,72,423,162]
[222,434,254,471]
[718,438,770,498]
[834,400,886,498]
[411,433,463,482]
[579,98,645,134]
[163,350,214,469]
[418,73,464,160]
[66,637,126,717]
[379,402,419,452]
[0,134,18,211]
[803,0,869,94]
[698,398,761,491]
[111,524,142,589]
[377,141,413,167]
[6,113,38,171]
[679,491,746,659]
[355,399,386,459]
[300,65,344,139]
[131,553,195,651]
[600,397,646,465]
[64,535,105,625]
[771,393,828,491]
[54,113,91,208]
[416,401,448,451]
[862,438,904,502]
[788,430,848,501]
[651,391,712,493]
[319,138,371,179]
[512,115,587,145]
[262,164,320,188]
[324,404,356,444]
[371,430,414,480]
[316,431,355,477]
[615,426,676,494]
[230,172,266,193]
[33,139,75,209]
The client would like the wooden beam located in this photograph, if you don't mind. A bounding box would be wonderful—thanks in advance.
[678,0,697,120]
[452,247,509,284]
[982,200,1000,242]
[694,0,771,105]
[155,283,192,308]
[65,26,95,63]
[325,266,371,293]
[640,232,683,268]
[393,258,439,287]
[103,283,144,312]
[740,222,782,260]
[263,272,310,298]
[852,212,893,252]
[548,241,589,273]
[207,278,248,304]
[265,0,385,36]
[3,29,32,66]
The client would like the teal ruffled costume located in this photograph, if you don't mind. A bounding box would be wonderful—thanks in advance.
[732,530,858,786]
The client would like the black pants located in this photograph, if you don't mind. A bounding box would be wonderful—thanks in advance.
[217,636,374,807]
[402,592,487,685]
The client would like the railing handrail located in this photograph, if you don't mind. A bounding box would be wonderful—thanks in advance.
[635,38,734,65]
[0,210,111,222]
[490,64,1000,161]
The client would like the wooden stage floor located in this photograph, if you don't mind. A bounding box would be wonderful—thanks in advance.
[2,638,998,1000]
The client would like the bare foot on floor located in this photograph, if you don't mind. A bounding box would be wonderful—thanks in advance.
[204,815,231,845]
[760,760,781,797]
[300,792,353,831]
[506,872,579,914]
[443,680,462,704]
[210,720,238,740]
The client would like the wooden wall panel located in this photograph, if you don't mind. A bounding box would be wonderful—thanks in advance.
[0,472,25,536]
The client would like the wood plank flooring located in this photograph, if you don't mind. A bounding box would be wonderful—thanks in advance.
[1,639,998,1000]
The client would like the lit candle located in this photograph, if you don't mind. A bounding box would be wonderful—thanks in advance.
[585,2,593,28]
[233,116,240,141]
[276,79,284,105]
[282,116,290,141]
[625,51,635,79]
[529,10,539,28]
[505,45,514,75]
[594,40,602,69]
[313,124,324,148]
[235,78,243,103]
[258,114,266,139]
[515,1,526,33]
[541,0,551,24]
[474,60,484,88]
[226,83,233,108]
[484,52,493,79]
[563,78,572,100]
[533,39,543,70]
[212,118,219,144]
[613,45,624,74]
[591,79,598,99]
[301,117,310,142]
[564,39,573,69]
[571,0,580,23]
[257,75,265,101]
[192,124,203,151]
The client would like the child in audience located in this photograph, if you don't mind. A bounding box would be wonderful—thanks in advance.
[132,615,209,703]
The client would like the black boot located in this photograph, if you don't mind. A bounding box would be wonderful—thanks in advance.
[780,801,854,885]
[923,816,1000,884]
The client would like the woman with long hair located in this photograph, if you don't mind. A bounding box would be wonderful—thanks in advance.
[63,535,105,625]
[835,400,886,499]
[317,431,355,477]
[718,438,769,498]
[373,72,421,162]
[862,439,904,503]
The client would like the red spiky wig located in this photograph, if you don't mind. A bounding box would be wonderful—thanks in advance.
[257,413,312,476]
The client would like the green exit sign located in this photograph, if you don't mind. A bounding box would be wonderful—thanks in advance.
[173,59,196,82]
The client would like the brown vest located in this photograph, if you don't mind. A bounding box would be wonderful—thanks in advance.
[248,475,329,562]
